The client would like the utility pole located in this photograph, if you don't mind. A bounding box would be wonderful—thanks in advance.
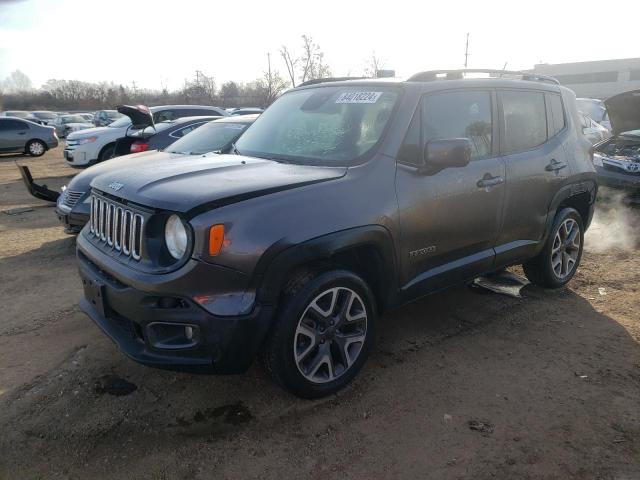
[464,33,469,68]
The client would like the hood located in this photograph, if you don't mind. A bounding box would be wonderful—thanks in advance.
[117,104,154,129]
[604,89,640,136]
[90,154,347,213]
[65,122,94,129]
[67,126,122,139]
[68,150,169,192]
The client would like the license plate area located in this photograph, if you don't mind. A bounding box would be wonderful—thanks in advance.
[83,276,106,318]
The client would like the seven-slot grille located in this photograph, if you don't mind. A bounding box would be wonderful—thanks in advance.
[89,194,144,260]
[62,189,84,208]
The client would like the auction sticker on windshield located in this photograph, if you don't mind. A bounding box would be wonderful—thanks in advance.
[335,91,382,104]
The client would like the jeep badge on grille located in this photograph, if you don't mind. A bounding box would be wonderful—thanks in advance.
[108,181,124,191]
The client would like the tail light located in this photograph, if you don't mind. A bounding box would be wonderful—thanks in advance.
[130,141,149,153]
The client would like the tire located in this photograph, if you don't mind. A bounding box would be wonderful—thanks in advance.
[98,144,115,162]
[26,139,47,157]
[260,269,377,399]
[523,207,584,288]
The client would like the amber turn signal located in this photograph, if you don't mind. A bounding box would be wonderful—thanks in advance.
[208,224,225,256]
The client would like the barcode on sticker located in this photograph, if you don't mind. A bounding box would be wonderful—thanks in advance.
[335,92,382,104]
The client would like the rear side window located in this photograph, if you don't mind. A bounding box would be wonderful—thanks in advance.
[548,93,566,136]
[501,91,547,153]
[422,91,493,160]
[1,119,29,130]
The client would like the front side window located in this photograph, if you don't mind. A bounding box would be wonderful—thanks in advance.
[235,86,399,166]
[501,90,548,153]
[422,91,493,160]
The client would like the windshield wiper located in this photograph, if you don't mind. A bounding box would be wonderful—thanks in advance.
[231,143,241,155]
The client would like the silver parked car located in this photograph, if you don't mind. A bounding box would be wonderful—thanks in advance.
[578,112,610,144]
[0,117,58,156]
[52,114,94,138]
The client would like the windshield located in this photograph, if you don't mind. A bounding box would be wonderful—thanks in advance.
[108,116,132,128]
[6,111,29,118]
[106,111,122,119]
[62,115,87,123]
[166,121,248,154]
[234,86,398,166]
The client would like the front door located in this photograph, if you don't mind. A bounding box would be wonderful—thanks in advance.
[395,89,505,296]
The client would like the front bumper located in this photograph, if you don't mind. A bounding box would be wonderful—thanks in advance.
[76,238,273,374]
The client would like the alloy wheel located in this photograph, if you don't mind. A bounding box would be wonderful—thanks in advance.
[293,287,368,384]
[551,218,581,279]
[29,142,44,156]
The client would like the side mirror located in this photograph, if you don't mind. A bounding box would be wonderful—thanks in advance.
[420,138,472,173]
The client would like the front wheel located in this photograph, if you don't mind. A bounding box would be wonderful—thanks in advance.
[261,269,377,399]
[26,140,46,157]
[523,208,584,288]
[98,144,115,162]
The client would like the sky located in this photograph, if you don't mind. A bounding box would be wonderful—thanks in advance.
[1,0,639,91]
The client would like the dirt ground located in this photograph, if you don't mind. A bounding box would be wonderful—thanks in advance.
[1,145,639,480]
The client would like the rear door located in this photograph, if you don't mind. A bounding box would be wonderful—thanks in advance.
[0,119,30,150]
[494,89,571,265]
[395,89,506,295]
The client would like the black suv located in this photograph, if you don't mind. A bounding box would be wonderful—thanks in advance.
[76,70,597,398]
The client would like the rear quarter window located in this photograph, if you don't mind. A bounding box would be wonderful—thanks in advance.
[547,93,566,137]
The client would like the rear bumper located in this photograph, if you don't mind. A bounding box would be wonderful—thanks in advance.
[76,239,273,374]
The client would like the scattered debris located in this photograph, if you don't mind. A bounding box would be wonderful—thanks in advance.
[16,164,60,202]
[443,413,453,423]
[472,270,530,298]
[93,374,138,396]
[468,420,494,435]
[598,287,607,296]
[3,207,34,216]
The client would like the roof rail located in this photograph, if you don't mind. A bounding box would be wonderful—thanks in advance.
[407,69,560,85]
[298,76,368,87]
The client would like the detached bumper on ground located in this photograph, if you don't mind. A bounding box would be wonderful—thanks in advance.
[76,240,273,374]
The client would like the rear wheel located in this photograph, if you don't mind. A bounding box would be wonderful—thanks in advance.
[26,139,46,157]
[523,208,584,288]
[261,269,377,399]
[98,143,115,162]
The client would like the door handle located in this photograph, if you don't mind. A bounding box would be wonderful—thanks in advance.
[545,159,567,172]
[477,173,504,189]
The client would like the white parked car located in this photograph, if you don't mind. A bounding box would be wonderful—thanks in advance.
[64,104,228,167]
[578,111,611,144]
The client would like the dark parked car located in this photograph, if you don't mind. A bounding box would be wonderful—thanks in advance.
[56,115,257,233]
[0,117,58,156]
[76,70,596,398]
[112,115,222,157]
[592,89,640,201]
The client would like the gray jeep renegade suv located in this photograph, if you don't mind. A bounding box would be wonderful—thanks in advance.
[76,70,597,398]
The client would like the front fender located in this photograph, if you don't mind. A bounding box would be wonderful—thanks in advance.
[253,225,399,308]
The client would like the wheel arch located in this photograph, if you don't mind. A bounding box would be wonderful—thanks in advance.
[255,226,399,313]
[97,142,116,161]
[541,180,597,248]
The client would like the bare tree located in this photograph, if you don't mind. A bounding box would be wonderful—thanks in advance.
[2,70,33,93]
[260,53,288,105]
[364,51,384,77]
[279,45,298,87]
[300,35,331,83]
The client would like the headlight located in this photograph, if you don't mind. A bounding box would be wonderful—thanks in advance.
[77,136,97,144]
[165,214,188,260]
[592,153,604,167]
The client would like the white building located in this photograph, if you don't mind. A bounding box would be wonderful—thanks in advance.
[532,58,640,99]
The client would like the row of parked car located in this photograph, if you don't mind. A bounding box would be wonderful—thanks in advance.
[10,71,640,398]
